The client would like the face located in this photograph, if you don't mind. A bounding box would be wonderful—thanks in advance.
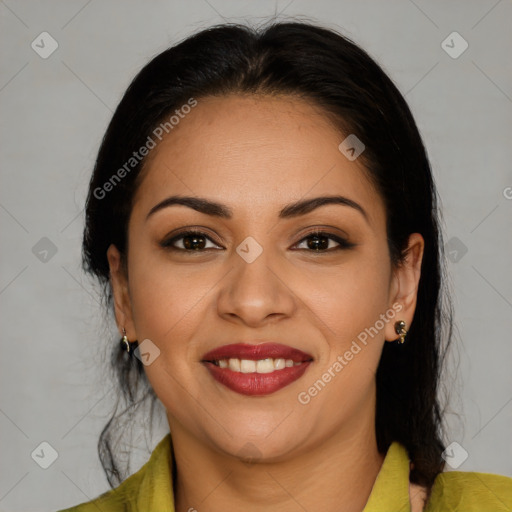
[108,94,423,462]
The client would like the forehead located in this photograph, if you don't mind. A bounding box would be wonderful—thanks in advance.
[133,94,384,226]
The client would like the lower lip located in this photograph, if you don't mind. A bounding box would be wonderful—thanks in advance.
[203,361,311,396]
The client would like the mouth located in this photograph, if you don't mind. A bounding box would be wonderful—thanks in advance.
[201,343,313,396]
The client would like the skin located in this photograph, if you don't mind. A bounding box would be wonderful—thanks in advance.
[107,94,425,512]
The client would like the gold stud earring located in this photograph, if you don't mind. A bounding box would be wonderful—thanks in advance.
[394,320,408,344]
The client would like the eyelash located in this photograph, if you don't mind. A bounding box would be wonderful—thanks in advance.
[160,229,355,253]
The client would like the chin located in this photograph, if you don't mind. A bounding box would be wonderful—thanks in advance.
[202,420,311,464]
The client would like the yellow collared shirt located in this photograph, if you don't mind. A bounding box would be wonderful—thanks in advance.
[59,434,512,511]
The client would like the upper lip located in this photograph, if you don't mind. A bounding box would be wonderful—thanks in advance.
[202,342,313,362]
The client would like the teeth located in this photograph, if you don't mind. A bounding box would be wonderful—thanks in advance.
[228,358,240,372]
[240,359,256,373]
[274,358,286,370]
[256,358,274,373]
[214,358,303,373]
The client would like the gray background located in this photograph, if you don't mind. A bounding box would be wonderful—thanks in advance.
[1,1,511,510]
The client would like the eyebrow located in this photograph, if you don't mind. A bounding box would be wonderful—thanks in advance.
[146,194,369,223]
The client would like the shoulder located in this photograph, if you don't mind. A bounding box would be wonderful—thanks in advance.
[56,434,174,512]
[56,469,145,511]
[425,470,512,511]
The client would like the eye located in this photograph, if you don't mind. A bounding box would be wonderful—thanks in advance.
[292,230,355,252]
[160,229,355,253]
[160,230,222,252]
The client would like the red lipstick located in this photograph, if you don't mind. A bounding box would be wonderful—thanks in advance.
[201,343,313,396]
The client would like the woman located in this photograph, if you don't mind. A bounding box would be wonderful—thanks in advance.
[59,21,512,512]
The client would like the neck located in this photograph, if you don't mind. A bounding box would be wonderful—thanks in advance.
[168,405,385,512]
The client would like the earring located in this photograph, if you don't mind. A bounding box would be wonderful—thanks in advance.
[394,320,408,344]
[121,328,131,353]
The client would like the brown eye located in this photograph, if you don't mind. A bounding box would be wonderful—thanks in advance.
[160,229,355,253]
[160,230,221,251]
[293,231,355,252]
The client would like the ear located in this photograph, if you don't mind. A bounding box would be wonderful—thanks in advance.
[107,244,136,340]
[384,233,424,342]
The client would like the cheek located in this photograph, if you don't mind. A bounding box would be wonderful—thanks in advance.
[303,249,392,344]
[295,245,392,410]
[126,247,214,358]
[295,260,392,427]
[126,257,209,417]
[127,236,392,352]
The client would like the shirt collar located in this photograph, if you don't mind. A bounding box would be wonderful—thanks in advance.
[362,441,412,511]
[137,433,175,511]
[140,435,411,512]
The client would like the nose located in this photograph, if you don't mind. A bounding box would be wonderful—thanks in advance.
[216,246,296,328]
